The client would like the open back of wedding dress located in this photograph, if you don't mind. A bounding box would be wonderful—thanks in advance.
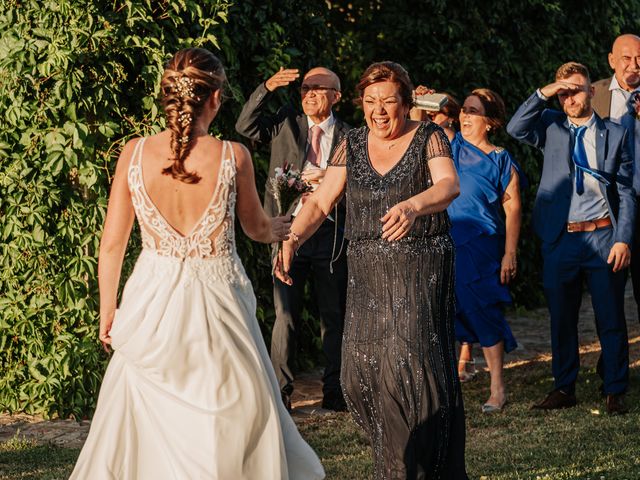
[70,138,325,480]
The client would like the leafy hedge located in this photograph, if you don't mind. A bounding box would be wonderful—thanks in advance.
[1,0,639,416]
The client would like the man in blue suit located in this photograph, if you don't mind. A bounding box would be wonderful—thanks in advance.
[507,62,636,414]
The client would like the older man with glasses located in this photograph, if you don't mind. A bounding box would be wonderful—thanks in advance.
[236,66,351,412]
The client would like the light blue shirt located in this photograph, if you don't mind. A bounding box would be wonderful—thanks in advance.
[566,114,609,222]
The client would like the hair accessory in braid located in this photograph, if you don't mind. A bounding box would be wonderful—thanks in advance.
[160,48,227,184]
[178,111,192,127]
[173,76,196,99]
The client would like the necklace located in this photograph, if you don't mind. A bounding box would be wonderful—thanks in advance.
[382,122,410,150]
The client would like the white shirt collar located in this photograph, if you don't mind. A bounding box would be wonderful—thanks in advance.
[567,112,596,131]
[609,75,624,92]
[609,75,640,94]
[307,113,335,134]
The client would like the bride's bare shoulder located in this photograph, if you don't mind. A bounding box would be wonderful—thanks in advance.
[227,141,252,172]
[113,136,146,175]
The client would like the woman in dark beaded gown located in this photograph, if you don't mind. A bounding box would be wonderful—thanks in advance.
[277,62,468,479]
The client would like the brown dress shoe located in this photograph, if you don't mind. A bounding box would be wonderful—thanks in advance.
[606,394,628,415]
[531,390,577,410]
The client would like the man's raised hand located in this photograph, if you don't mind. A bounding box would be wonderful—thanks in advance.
[540,81,583,98]
[265,67,300,92]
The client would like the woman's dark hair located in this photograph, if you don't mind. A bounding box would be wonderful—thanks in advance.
[356,61,414,108]
[470,88,506,132]
[160,48,226,184]
[441,93,461,128]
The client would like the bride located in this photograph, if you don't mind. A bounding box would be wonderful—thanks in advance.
[70,48,325,479]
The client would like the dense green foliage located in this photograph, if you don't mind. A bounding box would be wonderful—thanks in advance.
[0,0,239,417]
[1,0,639,415]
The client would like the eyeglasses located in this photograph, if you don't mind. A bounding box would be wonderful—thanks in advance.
[300,84,339,95]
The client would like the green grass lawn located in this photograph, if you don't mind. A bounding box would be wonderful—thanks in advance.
[1,352,639,479]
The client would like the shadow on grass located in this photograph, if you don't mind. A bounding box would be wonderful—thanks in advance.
[0,443,78,479]
[1,348,639,480]
[459,346,640,480]
[299,346,640,480]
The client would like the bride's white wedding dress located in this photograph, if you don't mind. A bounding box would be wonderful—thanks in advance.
[70,138,325,479]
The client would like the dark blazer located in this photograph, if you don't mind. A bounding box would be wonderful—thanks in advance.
[507,91,636,246]
[235,82,351,218]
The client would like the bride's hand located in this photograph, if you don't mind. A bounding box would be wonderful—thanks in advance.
[269,215,291,243]
[99,310,115,353]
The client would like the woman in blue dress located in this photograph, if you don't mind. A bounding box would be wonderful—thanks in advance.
[447,88,525,413]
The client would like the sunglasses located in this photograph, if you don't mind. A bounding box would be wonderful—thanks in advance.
[300,84,339,94]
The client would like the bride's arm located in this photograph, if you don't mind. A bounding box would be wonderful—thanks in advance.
[234,142,291,244]
[97,139,137,350]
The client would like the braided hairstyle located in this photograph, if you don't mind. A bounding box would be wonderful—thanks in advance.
[160,48,226,184]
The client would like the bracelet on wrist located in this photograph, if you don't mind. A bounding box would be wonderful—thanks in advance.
[290,231,300,253]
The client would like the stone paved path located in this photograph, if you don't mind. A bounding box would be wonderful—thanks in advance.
[2,288,639,450]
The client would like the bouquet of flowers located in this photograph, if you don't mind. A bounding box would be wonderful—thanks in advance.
[269,163,313,215]
[268,163,313,273]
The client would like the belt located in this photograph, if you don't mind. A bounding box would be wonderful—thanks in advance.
[566,217,612,233]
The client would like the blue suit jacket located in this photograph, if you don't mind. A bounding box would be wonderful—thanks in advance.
[507,92,636,246]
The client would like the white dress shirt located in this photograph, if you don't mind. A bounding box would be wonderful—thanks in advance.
[292,114,336,217]
[608,75,637,122]
[304,114,336,170]
[608,76,640,167]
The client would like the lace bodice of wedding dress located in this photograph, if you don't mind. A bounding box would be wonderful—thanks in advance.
[128,137,237,260]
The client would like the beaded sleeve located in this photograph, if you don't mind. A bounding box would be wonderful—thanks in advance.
[425,127,453,161]
[327,137,348,167]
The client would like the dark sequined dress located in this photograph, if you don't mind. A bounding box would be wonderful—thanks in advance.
[330,123,468,480]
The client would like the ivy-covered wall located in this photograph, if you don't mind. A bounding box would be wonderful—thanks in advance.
[1,0,639,416]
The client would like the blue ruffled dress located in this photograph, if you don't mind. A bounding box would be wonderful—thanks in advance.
[448,133,525,352]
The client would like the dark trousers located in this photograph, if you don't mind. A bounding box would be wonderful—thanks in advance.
[271,219,348,398]
[542,226,629,396]
[630,196,640,322]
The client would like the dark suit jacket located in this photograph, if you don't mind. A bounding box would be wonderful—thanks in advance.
[507,91,636,246]
[235,82,351,218]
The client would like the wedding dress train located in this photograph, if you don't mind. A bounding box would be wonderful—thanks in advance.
[70,139,325,479]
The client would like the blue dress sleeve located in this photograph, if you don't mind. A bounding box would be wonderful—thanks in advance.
[497,149,527,195]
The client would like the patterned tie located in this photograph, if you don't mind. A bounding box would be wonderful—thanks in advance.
[628,91,639,116]
[307,125,323,167]
[623,93,638,192]
[570,125,588,195]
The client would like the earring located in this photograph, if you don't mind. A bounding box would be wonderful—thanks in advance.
[486,125,491,132]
